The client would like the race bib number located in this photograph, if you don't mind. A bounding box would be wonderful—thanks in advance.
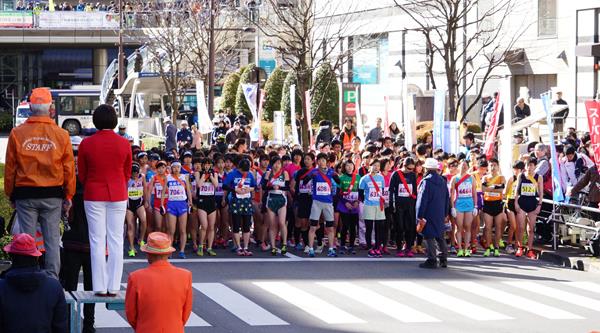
[382,186,390,204]
[368,190,382,200]
[457,182,472,198]
[315,182,331,196]
[343,191,358,202]
[299,181,312,194]
[198,184,214,196]
[521,183,536,196]
[155,183,164,199]
[486,191,502,198]
[128,187,143,200]
[215,183,224,196]
[398,184,412,197]
[236,185,251,199]
[169,184,186,201]
[271,179,285,187]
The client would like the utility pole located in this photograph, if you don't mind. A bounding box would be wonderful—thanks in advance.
[117,0,124,89]
[207,0,216,118]
[461,0,467,120]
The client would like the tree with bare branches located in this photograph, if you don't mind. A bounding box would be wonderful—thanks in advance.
[394,0,530,122]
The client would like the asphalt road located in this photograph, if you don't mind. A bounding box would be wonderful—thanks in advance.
[88,248,600,333]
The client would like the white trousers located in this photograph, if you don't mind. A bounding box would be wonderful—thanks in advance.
[84,200,127,292]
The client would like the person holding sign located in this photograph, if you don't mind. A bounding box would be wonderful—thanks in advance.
[193,158,219,257]
[336,160,360,255]
[223,158,257,256]
[302,153,340,258]
[449,160,478,257]
[263,156,291,256]
[162,162,193,259]
[514,157,544,259]
[389,157,418,257]
[359,159,386,258]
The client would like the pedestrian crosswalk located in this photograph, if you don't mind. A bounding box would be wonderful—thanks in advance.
[91,280,600,330]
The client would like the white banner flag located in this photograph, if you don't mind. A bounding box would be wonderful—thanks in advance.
[290,84,300,145]
[242,83,259,141]
[195,80,212,134]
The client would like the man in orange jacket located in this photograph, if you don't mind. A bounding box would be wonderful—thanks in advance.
[125,232,193,333]
[4,87,76,279]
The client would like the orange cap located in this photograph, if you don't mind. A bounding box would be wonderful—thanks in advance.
[30,88,52,104]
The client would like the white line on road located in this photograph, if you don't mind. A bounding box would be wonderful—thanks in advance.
[562,281,600,295]
[124,257,517,264]
[504,281,600,312]
[443,281,583,320]
[381,281,512,321]
[253,282,366,324]
[319,282,440,323]
[193,283,288,326]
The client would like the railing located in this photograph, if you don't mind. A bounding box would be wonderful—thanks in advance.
[544,198,600,255]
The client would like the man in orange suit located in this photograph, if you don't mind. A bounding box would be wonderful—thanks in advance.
[125,232,193,333]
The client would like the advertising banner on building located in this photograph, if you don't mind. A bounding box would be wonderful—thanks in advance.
[432,89,446,150]
[585,100,600,171]
[542,91,564,202]
[39,11,119,29]
[0,11,33,28]
[340,83,361,125]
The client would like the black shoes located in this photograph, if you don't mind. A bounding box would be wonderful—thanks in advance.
[419,258,448,269]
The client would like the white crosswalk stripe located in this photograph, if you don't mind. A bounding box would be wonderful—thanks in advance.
[193,283,288,326]
[91,279,600,330]
[504,281,600,312]
[381,281,512,321]
[319,282,440,323]
[561,281,600,295]
[253,281,366,324]
[443,281,584,320]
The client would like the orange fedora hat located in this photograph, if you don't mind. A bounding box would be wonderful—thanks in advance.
[141,232,175,254]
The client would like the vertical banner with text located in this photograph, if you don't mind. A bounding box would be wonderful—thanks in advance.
[195,80,212,134]
[585,100,600,171]
[290,84,300,145]
[242,83,259,142]
[432,89,446,149]
[483,93,501,159]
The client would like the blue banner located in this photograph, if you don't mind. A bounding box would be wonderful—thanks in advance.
[433,90,446,149]
[541,92,564,202]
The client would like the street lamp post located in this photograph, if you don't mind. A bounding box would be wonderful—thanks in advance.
[207,0,216,118]
[117,0,124,89]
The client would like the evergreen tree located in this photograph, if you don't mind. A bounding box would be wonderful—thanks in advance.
[235,63,257,120]
[310,63,339,124]
[262,67,287,121]
[281,70,303,120]
[220,71,241,113]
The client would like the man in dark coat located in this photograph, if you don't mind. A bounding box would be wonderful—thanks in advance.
[0,233,68,332]
[416,158,450,268]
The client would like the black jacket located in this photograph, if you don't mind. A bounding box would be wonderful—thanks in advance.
[0,266,68,333]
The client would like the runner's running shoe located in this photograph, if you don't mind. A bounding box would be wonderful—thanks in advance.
[304,245,311,254]
[396,250,405,257]
[207,248,217,256]
[178,251,186,259]
[505,244,515,254]
[375,249,383,258]
[449,246,457,255]
[309,248,315,257]
[368,249,377,258]
[483,247,491,257]
[348,246,356,255]
[139,240,146,247]
[515,247,524,257]
[465,249,472,257]
[381,246,391,255]
[261,243,271,252]
[327,248,337,257]
[405,249,415,257]
[243,249,253,256]
[196,246,204,257]
[128,249,136,257]
[295,243,304,251]
[457,249,464,257]
[526,249,537,259]
[281,245,287,255]
[494,249,500,257]
[499,239,506,249]
[237,248,245,256]
[271,248,278,256]
[316,244,324,254]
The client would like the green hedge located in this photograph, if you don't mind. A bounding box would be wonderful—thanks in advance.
[262,67,287,121]
[0,112,12,133]
[0,164,13,235]
[310,63,339,123]
[235,63,256,120]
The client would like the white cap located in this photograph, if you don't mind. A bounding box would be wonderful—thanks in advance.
[163,116,171,123]
[423,158,440,170]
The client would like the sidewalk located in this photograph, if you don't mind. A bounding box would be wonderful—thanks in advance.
[536,243,600,272]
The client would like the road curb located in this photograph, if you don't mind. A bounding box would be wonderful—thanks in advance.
[538,250,600,271]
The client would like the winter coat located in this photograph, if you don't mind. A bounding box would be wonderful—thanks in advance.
[0,266,68,333]
[416,171,450,238]
[315,123,333,149]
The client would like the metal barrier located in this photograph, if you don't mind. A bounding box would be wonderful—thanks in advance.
[543,198,600,254]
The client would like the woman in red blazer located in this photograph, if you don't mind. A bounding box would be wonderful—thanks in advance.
[78,104,132,295]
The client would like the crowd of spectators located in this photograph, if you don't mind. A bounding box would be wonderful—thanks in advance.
[13,0,160,12]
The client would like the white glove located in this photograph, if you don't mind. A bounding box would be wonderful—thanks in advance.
[451,208,457,218]
[473,208,478,217]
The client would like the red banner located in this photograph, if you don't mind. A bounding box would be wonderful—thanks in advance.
[483,93,501,159]
[585,100,600,170]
